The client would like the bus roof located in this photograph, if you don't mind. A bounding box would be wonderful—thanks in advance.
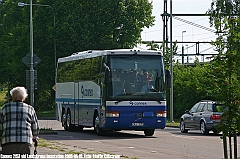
[58,49,163,63]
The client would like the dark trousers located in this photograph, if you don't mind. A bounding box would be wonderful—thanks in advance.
[2,142,32,155]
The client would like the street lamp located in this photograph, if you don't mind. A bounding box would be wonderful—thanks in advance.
[18,1,56,107]
[114,24,124,48]
[185,44,189,63]
[18,2,51,7]
[182,31,186,64]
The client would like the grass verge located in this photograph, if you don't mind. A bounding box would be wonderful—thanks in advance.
[0,89,7,108]
[36,110,55,119]
[166,120,180,127]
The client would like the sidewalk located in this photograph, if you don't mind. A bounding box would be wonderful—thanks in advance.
[35,146,64,155]
[37,119,66,157]
[0,147,63,158]
[33,147,66,158]
[1,120,122,159]
[36,120,105,159]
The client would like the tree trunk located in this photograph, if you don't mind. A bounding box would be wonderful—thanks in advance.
[233,131,237,159]
[229,135,232,159]
[223,135,228,159]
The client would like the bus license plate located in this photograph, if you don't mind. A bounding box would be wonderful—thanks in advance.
[132,123,144,126]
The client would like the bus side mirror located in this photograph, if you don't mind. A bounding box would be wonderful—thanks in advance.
[98,78,101,85]
[165,70,171,88]
[104,69,110,84]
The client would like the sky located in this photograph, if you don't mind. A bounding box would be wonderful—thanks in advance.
[140,0,218,63]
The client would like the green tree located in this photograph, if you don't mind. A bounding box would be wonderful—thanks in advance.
[0,0,155,110]
[207,0,240,158]
[173,63,214,118]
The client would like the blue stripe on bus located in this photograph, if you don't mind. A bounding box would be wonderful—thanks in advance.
[56,98,100,103]
[105,106,166,111]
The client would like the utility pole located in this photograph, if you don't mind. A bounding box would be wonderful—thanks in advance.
[170,0,173,122]
[162,0,174,122]
[30,0,34,107]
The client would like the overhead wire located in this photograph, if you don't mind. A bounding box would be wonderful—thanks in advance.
[144,17,209,33]
[173,16,216,33]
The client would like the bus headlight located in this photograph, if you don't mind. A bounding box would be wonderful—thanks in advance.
[156,111,166,117]
[106,111,120,117]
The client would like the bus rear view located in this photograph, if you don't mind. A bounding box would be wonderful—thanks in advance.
[56,49,170,136]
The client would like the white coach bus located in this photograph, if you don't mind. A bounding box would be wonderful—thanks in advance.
[56,49,171,136]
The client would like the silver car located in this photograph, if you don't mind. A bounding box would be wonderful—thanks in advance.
[180,100,223,135]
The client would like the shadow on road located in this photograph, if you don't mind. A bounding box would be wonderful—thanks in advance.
[40,129,157,141]
[169,129,223,137]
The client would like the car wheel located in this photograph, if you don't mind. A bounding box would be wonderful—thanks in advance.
[180,120,188,133]
[144,129,155,136]
[200,121,209,135]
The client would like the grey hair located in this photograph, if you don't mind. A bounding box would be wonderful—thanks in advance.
[10,86,28,100]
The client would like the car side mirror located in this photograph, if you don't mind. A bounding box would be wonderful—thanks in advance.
[98,78,101,85]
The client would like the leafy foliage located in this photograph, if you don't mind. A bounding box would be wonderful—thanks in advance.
[172,63,214,118]
[207,0,240,135]
[207,0,240,158]
[0,0,154,110]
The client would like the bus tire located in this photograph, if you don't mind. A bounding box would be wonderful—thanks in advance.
[62,111,66,129]
[144,129,155,136]
[65,110,74,131]
[77,126,84,131]
[94,115,104,136]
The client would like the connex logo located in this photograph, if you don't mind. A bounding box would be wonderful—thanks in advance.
[81,85,93,98]
[129,101,147,106]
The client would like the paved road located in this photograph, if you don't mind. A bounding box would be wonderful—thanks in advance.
[38,119,240,159]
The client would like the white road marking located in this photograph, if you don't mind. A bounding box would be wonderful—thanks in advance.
[171,134,195,139]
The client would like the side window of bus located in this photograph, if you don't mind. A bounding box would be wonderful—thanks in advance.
[66,58,91,81]
[58,60,75,82]
[92,57,101,83]
[99,56,107,84]
[57,62,65,82]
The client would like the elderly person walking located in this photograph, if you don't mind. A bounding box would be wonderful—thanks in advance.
[0,86,39,155]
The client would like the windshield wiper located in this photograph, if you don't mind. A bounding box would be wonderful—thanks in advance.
[116,93,133,96]
[114,93,134,104]
[115,100,122,104]
[138,93,163,104]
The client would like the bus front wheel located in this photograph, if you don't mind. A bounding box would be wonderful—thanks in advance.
[94,115,104,136]
[144,129,155,136]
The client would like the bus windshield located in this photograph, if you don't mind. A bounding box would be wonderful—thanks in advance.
[107,55,166,101]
